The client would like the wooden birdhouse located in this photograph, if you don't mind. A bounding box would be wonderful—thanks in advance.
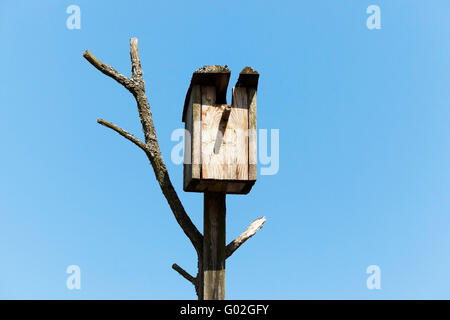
[182,65,259,194]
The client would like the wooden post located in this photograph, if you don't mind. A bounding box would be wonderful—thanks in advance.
[203,192,226,300]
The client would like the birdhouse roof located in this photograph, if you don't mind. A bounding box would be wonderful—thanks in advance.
[182,66,259,122]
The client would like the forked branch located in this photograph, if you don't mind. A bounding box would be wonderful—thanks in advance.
[83,50,135,92]
[83,39,203,255]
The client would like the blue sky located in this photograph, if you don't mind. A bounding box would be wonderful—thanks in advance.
[0,0,449,299]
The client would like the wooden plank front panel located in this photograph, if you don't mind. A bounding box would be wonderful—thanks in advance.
[247,88,257,181]
[191,85,202,180]
[183,91,193,190]
[201,86,249,181]
[231,87,249,180]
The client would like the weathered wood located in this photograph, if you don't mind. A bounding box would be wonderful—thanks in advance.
[226,216,266,259]
[192,85,202,180]
[182,66,230,122]
[201,86,248,181]
[200,85,218,178]
[247,88,257,181]
[231,87,249,180]
[236,67,259,182]
[203,192,226,300]
[189,179,253,194]
[236,66,259,88]
[183,91,193,190]
[182,65,258,194]
[184,85,202,191]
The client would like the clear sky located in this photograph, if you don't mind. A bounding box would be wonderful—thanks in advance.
[0,0,449,299]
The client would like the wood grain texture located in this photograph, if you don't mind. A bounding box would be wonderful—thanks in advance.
[182,66,230,122]
[203,192,226,300]
[247,88,257,181]
[183,85,202,190]
[203,270,225,300]
[226,216,266,259]
[183,91,193,190]
[201,86,248,181]
[191,85,202,179]
[231,87,249,180]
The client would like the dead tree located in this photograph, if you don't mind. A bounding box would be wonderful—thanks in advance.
[83,38,266,299]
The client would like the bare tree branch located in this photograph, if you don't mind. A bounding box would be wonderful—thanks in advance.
[82,50,135,92]
[97,118,148,152]
[172,263,196,285]
[130,38,143,80]
[83,38,203,255]
[126,38,203,253]
[226,217,266,259]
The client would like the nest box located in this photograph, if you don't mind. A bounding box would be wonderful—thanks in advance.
[182,65,259,194]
